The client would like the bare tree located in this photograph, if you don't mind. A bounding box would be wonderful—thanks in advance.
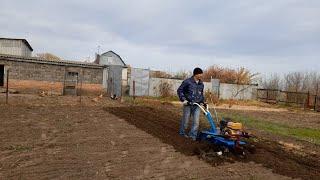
[36,53,61,61]
[150,70,172,78]
[203,65,258,84]
[284,72,305,92]
[308,72,320,94]
[260,74,282,89]
[173,70,191,80]
[251,71,320,101]
[282,71,320,94]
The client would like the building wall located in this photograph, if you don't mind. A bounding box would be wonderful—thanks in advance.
[21,42,32,57]
[219,83,258,100]
[0,39,32,57]
[148,78,212,97]
[122,68,128,86]
[146,77,257,100]
[0,59,104,95]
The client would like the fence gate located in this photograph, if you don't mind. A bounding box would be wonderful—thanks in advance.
[130,68,150,96]
[107,65,122,97]
[257,89,279,103]
[63,71,79,95]
[316,96,320,112]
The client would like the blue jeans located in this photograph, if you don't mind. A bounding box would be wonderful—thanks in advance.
[179,105,200,140]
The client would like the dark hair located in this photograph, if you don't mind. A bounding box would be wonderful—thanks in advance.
[193,67,203,75]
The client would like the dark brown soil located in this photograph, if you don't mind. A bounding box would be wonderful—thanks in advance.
[1,94,289,179]
[105,105,320,180]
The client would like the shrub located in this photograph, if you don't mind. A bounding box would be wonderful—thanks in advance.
[159,81,173,97]
[203,65,258,84]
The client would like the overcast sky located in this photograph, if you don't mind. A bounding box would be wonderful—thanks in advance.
[1,0,319,75]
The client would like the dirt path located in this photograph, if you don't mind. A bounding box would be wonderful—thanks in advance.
[0,95,288,179]
[106,105,320,180]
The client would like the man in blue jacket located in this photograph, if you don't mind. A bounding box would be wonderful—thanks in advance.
[177,67,205,141]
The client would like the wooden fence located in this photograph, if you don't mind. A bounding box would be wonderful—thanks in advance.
[316,96,320,112]
[257,88,320,111]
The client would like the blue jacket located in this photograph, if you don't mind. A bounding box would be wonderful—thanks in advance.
[177,76,205,103]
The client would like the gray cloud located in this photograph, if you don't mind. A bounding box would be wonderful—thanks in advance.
[0,0,319,75]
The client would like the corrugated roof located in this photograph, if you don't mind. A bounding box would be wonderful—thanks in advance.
[0,38,34,51]
[0,54,105,68]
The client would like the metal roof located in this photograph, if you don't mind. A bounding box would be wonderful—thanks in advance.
[0,54,105,68]
[0,38,34,51]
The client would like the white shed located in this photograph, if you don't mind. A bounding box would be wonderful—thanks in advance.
[95,51,128,97]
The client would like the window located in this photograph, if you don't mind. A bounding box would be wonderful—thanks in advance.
[66,72,79,83]
[67,72,78,77]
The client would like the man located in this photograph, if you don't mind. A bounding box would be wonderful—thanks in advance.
[177,67,205,141]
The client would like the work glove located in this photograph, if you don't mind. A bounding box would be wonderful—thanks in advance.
[182,100,190,106]
[200,102,208,108]
[203,103,208,109]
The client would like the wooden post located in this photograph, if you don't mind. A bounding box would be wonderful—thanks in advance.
[306,91,310,109]
[62,66,66,95]
[79,68,83,103]
[218,81,220,99]
[6,69,9,104]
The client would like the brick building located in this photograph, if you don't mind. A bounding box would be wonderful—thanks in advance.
[0,38,129,96]
[0,54,105,95]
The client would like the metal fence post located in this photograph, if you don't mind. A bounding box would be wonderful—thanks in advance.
[6,69,9,104]
[133,80,136,100]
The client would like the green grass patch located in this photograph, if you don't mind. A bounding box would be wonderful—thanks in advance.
[122,96,180,105]
[218,112,320,145]
[6,144,33,152]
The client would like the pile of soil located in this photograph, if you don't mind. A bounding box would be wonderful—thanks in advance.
[105,105,320,179]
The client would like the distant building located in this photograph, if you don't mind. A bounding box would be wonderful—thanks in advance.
[95,51,126,66]
[0,54,104,95]
[95,51,128,97]
[0,38,129,97]
[0,38,105,95]
[0,38,33,57]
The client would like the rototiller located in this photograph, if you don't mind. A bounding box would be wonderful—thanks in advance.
[193,103,254,155]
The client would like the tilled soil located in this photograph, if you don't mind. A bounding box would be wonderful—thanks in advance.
[105,105,320,179]
[0,95,289,179]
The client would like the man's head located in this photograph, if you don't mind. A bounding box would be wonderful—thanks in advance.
[193,67,203,81]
